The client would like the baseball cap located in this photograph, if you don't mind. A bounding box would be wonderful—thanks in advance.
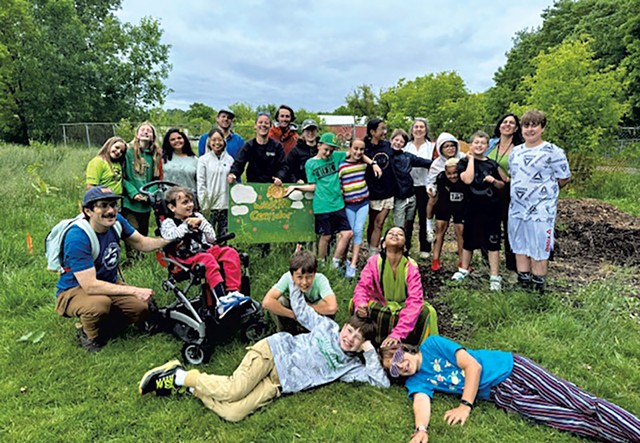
[319,132,340,148]
[217,108,235,119]
[301,119,318,131]
[83,186,122,207]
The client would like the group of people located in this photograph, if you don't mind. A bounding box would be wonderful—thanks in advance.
[58,107,640,442]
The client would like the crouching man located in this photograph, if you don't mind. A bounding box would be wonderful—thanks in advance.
[55,186,170,352]
[139,283,389,422]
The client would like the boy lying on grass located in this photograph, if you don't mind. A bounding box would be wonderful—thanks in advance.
[139,284,389,422]
[380,336,640,443]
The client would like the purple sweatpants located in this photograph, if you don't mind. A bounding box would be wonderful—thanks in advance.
[491,354,640,442]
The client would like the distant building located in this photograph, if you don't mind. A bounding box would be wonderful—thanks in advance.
[318,115,367,145]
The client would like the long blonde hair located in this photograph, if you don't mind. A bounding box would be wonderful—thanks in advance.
[130,121,161,177]
[97,136,127,172]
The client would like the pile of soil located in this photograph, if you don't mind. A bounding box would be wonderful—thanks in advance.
[555,198,640,267]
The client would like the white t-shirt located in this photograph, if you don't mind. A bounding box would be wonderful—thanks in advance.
[404,141,436,186]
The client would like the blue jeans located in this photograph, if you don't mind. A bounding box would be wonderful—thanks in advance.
[345,200,369,245]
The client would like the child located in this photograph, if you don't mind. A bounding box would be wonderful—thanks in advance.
[380,336,640,443]
[452,131,507,291]
[160,186,242,302]
[85,136,127,195]
[430,158,466,271]
[425,133,464,248]
[508,110,571,293]
[197,128,234,236]
[338,138,369,278]
[262,249,338,333]
[389,129,432,253]
[139,284,390,422]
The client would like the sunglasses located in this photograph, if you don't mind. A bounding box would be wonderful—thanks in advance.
[94,201,120,210]
[256,111,271,118]
[389,348,405,378]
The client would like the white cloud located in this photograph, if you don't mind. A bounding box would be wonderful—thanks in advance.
[118,0,553,111]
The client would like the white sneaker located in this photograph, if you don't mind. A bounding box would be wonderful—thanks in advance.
[419,251,430,260]
[427,229,436,243]
[451,268,469,281]
[332,257,342,269]
[489,275,502,291]
[345,261,357,279]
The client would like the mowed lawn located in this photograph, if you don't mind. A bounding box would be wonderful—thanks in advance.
[0,143,638,443]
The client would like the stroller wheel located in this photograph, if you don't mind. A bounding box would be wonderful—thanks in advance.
[242,320,268,342]
[182,342,211,365]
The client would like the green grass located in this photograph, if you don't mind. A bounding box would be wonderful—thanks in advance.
[0,143,639,442]
[567,166,640,216]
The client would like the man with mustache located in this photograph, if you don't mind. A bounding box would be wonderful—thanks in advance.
[55,186,170,352]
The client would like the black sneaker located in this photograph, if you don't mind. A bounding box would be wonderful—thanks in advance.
[77,328,103,353]
[139,360,184,396]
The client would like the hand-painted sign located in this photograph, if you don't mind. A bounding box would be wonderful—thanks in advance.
[227,183,316,243]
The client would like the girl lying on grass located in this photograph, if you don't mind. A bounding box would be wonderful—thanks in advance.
[380,336,640,443]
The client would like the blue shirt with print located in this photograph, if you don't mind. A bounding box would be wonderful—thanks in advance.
[405,336,513,400]
[56,214,135,295]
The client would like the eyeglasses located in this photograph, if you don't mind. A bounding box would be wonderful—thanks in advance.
[389,348,405,378]
[94,201,120,210]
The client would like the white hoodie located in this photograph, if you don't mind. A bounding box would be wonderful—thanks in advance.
[425,132,464,186]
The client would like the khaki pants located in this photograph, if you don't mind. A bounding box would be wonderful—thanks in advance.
[55,285,148,341]
[187,339,281,422]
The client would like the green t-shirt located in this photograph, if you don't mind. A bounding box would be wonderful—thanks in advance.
[85,157,123,195]
[305,151,347,214]
[273,272,333,305]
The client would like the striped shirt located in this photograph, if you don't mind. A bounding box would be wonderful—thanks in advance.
[338,160,369,204]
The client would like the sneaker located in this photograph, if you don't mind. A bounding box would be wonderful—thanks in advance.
[77,328,103,353]
[139,360,184,396]
[419,251,430,260]
[451,269,469,281]
[332,257,342,270]
[489,275,502,291]
[431,259,441,271]
[345,261,357,279]
[218,291,249,318]
[426,229,436,243]
[458,261,472,273]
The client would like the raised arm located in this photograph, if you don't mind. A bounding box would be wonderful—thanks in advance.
[289,283,330,331]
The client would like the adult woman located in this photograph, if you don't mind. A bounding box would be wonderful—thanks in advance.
[485,113,524,271]
[380,337,640,443]
[197,128,234,236]
[85,137,127,194]
[403,118,437,259]
[161,128,197,191]
[351,227,438,347]
[364,118,397,255]
[122,121,161,259]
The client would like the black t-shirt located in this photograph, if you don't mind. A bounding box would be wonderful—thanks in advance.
[435,172,467,207]
[457,157,501,204]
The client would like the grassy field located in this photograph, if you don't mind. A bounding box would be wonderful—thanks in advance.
[0,143,638,442]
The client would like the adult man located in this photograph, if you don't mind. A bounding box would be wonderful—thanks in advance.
[268,104,299,156]
[198,109,245,158]
[55,186,170,352]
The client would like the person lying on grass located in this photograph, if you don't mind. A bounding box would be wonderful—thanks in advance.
[139,284,390,422]
[380,336,640,443]
[262,249,338,334]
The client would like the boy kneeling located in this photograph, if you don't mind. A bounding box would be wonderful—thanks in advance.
[139,284,389,422]
[262,249,338,334]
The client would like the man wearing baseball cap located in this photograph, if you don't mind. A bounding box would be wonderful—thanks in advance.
[55,186,170,352]
[198,108,245,158]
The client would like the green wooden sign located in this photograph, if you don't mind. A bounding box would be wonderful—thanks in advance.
[227,183,316,244]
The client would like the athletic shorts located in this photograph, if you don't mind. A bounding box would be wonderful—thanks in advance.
[369,196,394,211]
[463,204,501,251]
[434,199,464,224]
[508,217,555,261]
[315,209,352,236]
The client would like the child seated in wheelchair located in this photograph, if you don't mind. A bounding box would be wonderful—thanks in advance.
[160,186,242,308]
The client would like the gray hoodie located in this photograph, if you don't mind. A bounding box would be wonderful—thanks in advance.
[425,132,464,186]
[266,284,390,394]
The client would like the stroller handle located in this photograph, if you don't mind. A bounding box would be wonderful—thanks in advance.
[139,180,179,198]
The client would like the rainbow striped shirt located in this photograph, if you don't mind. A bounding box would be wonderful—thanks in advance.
[338,160,369,204]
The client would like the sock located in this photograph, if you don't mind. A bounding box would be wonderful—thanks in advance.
[531,275,546,293]
[517,271,532,288]
[174,368,188,386]
[426,218,433,230]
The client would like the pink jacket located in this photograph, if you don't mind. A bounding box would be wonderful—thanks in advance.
[353,254,424,341]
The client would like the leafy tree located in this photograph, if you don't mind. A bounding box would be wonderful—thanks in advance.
[0,0,171,144]
[345,84,380,118]
[511,40,626,155]
[185,103,216,122]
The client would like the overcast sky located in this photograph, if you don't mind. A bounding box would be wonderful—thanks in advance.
[117,0,554,112]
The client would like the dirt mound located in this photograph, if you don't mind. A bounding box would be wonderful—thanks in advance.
[556,198,640,266]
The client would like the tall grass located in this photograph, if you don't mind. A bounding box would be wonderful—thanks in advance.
[0,143,638,442]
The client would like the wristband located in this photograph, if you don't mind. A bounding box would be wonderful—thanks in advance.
[414,425,428,434]
[370,160,377,165]
[460,399,474,409]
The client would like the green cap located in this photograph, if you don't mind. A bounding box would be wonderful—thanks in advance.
[319,132,340,148]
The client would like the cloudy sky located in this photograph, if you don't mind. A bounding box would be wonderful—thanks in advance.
[118,0,554,112]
